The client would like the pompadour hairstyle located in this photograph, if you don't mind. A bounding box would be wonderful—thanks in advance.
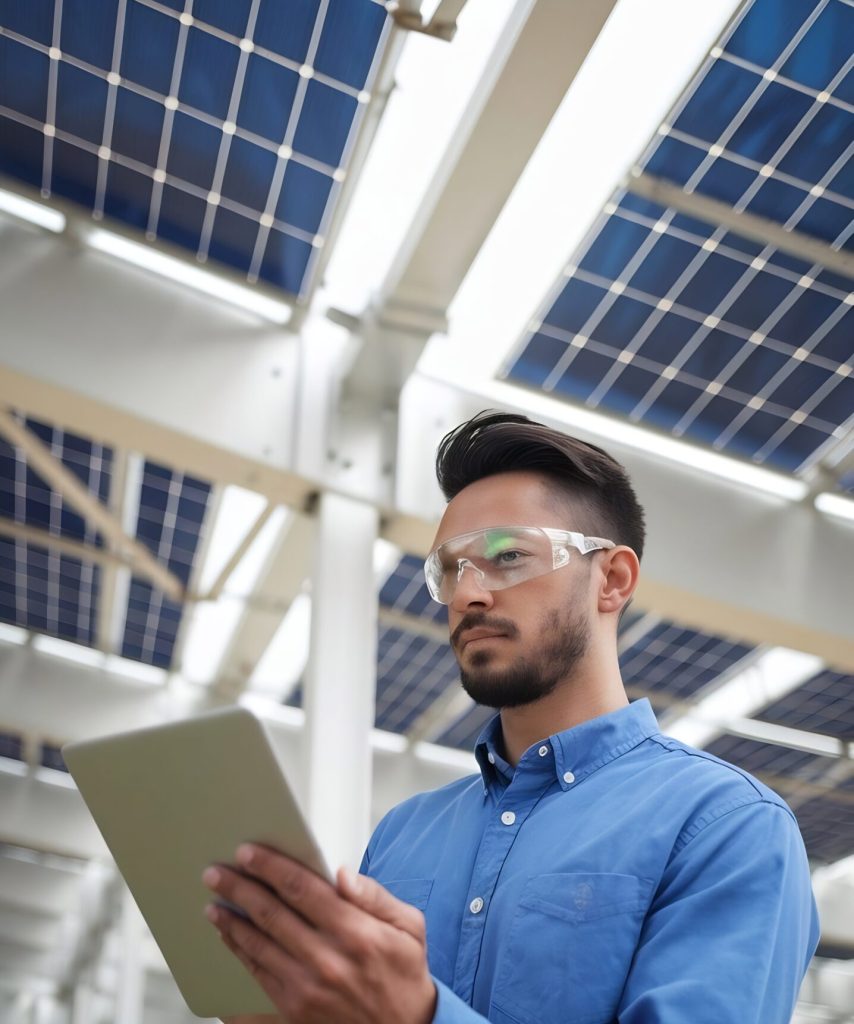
[435,411,646,560]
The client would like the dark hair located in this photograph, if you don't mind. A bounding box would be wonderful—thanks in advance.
[435,411,646,559]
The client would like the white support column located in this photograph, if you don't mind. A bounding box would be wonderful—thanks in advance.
[113,890,145,1024]
[302,492,379,871]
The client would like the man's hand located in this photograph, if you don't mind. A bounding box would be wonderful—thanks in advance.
[203,844,437,1024]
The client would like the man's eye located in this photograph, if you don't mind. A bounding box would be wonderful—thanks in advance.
[492,549,526,567]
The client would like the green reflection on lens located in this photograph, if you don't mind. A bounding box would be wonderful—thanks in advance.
[483,530,517,559]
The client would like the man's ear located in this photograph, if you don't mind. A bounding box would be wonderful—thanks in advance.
[597,547,640,615]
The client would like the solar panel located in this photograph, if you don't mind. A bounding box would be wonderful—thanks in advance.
[756,668,854,740]
[379,554,446,625]
[706,733,832,783]
[40,742,68,772]
[0,731,24,762]
[0,416,111,646]
[120,461,211,668]
[503,0,854,475]
[434,702,494,753]
[794,790,854,864]
[619,622,754,702]
[374,625,460,735]
[0,0,391,298]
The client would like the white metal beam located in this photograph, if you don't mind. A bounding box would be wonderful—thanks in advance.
[209,512,316,701]
[626,172,854,279]
[378,0,618,318]
[0,411,184,602]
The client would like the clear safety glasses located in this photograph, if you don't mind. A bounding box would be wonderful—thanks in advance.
[424,526,615,605]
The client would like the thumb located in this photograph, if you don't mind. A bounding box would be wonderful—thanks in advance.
[337,868,426,942]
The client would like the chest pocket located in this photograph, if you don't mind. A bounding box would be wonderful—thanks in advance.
[491,872,652,1024]
[380,877,451,981]
[381,877,433,910]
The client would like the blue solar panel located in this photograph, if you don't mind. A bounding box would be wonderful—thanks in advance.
[619,623,754,701]
[0,0,391,297]
[705,733,831,782]
[756,669,854,741]
[506,189,853,473]
[504,0,854,475]
[0,416,110,645]
[788,793,854,864]
[374,626,460,735]
[435,702,494,753]
[0,732,24,762]
[379,554,446,625]
[40,742,68,772]
[120,461,210,668]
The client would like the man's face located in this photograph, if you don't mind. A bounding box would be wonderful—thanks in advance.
[432,471,594,709]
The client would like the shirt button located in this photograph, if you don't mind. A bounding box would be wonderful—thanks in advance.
[563,771,576,784]
[469,897,484,914]
[487,752,495,765]
[501,811,516,826]
[538,745,549,757]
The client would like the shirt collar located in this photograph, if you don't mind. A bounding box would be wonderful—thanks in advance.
[474,699,659,791]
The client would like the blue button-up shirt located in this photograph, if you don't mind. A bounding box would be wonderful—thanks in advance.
[362,700,819,1024]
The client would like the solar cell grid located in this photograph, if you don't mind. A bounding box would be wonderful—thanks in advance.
[705,733,832,783]
[505,0,854,474]
[374,626,460,735]
[40,742,68,771]
[757,669,854,740]
[0,0,390,296]
[0,732,25,762]
[120,461,211,668]
[619,623,754,701]
[0,417,110,645]
[435,702,494,753]
[506,188,853,472]
[792,793,854,863]
[379,554,446,625]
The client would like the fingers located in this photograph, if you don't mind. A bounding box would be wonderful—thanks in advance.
[337,868,427,943]
[203,864,325,964]
[209,904,292,1010]
[231,844,344,933]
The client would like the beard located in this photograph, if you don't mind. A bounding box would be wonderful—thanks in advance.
[453,606,589,709]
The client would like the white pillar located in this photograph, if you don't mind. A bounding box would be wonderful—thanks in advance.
[113,890,145,1024]
[302,491,379,871]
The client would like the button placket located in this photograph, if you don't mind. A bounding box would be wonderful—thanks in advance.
[453,772,553,1003]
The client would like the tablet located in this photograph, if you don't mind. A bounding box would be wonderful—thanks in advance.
[63,705,331,1019]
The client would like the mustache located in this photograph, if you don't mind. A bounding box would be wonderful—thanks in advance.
[450,612,519,649]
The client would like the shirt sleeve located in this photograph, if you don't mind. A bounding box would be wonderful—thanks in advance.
[618,799,819,1023]
[431,979,491,1024]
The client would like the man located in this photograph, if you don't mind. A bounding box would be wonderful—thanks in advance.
[204,411,819,1023]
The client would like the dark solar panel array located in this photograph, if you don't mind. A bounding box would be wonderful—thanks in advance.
[0,416,111,646]
[756,669,854,740]
[0,0,390,297]
[0,731,24,762]
[379,554,446,625]
[40,742,68,772]
[620,622,754,702]
[504,0,854,475]
[795,790,854,865]
[120,461,211,668]
[434,702,495,753]
[706,733,832,783]
[374,626,460,735]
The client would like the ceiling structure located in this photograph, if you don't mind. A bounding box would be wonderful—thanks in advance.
[0,0,852,1021]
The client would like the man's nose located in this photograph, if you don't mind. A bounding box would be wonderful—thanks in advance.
[450,560,494,612]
